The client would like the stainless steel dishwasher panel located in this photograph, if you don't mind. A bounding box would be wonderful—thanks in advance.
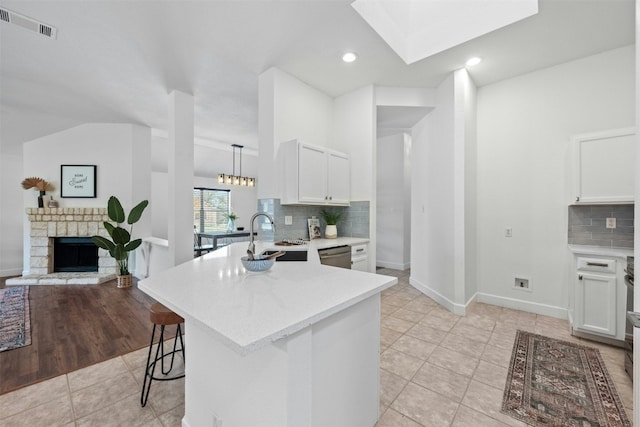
[318,245,351,269]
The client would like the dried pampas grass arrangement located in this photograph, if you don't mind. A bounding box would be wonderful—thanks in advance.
[21,177,54,192]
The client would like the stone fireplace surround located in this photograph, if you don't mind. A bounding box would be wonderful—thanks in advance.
[6,207,117,285]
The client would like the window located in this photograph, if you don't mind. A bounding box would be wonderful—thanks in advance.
[193,188,230,232]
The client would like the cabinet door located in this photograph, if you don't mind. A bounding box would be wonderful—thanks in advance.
[327,151,350,205]
[573,127,635,203]
[298,144,327,203]
[574,272,617,337]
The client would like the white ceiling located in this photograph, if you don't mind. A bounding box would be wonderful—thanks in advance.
[352,0,539,64]
[0,0,635,155]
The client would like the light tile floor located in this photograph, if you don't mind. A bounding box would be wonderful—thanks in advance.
[0,268,633,426]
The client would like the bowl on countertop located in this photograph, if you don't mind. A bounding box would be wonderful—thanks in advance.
[237,226,245,231]
[241,255,275,272]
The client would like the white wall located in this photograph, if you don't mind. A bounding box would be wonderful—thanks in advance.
[21,123,152,274]
[0,152,24,276]
[376,133,411,270]
[411,75,457,307]
[402,133,412,268]
[633,0,639,420]
[333,86,376,202]
[333,85,377,271]
[477,45,635,317]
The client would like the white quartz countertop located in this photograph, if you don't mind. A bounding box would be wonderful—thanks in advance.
[139,238,395,355]
[568,244,634,258]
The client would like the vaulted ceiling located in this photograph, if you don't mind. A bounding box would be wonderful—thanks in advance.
[0,0,635,155]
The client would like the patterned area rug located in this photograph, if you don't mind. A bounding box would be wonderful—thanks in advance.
[502,330,630,426]
[0,286,31,352]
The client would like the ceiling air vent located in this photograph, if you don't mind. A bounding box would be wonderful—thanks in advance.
[0,7,57,39]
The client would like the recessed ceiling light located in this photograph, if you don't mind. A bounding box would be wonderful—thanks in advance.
[465,57,482,67]
[342,52,358,63]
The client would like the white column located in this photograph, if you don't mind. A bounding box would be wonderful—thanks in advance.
[168,90,194,267]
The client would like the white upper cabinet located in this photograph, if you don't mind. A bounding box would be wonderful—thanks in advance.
[326,151,350,205]
[572,127,635,204]
[279,140,350,206]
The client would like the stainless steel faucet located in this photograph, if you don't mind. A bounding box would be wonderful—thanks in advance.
[248,212,275,254]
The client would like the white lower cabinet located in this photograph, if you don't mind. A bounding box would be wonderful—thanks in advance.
[574,271,617,337]
[569,251,628,343]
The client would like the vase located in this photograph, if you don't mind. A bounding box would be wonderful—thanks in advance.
[325,224,337,239]
[117,274,133,288]
[226,219,235,232]
[37,191,45,208]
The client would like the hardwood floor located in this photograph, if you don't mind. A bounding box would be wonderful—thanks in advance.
[0,277,158,395]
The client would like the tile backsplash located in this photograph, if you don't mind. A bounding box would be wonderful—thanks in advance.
[568,204,634,248]
[257,199,370,241]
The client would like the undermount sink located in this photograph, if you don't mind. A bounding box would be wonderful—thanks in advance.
[261,250,308,262]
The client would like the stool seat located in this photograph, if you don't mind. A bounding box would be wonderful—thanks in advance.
[150,302,184,325]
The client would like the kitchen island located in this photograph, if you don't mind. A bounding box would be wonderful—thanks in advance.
[139,240,397,427]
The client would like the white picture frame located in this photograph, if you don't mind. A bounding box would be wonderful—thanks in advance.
[308,217,321,240]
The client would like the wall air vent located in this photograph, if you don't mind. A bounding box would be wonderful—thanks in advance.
[0,7,57,39]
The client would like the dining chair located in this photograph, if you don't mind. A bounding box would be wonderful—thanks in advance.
[194,231,214,257]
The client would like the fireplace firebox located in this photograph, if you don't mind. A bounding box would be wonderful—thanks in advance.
[54,237,99,273]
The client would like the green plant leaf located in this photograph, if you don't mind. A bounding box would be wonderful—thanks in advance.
[107,196,125,223]
[125,238,142,252]
[91,236,115,252]
[111,227,131,245]
[321,209,343,225]
[112,244,128,261]
[103,222,115,236]
[127,200,149,225]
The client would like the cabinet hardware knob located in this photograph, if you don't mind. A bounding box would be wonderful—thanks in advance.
[576,197,580,202]
[578,274,583,280]
[586,262,608,267]
[329,196,332,200]
[324,196,328,200]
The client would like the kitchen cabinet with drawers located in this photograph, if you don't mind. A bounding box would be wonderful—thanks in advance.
[568,246,631,344]
[350,243,368,272]
[279,139,350,206]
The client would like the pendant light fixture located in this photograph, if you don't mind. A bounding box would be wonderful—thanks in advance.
[217,144,255,187]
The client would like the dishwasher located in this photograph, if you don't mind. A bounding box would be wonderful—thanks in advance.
[318,245,351,269]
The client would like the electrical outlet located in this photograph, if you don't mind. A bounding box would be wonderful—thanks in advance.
[514,277,530,290]
[285,216,293,225]
[606,217,616,229]
[505,228,512,237]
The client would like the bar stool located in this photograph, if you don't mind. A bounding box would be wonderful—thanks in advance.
[140,302,185,407]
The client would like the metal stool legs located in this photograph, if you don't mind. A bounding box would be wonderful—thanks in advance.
[140,323,185,407]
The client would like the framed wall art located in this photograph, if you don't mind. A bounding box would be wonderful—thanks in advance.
[60,165,97,198]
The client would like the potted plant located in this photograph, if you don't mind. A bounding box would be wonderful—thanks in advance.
[92,196,149,288]
[224,211,239,232]
[21,177,54,208]
[320,209,343,239]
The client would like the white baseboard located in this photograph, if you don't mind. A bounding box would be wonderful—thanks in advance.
[476,292,567,320]
[410,277,469,316]
[376,260,410,271]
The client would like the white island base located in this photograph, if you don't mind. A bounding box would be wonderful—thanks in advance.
[183,294,380,427]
